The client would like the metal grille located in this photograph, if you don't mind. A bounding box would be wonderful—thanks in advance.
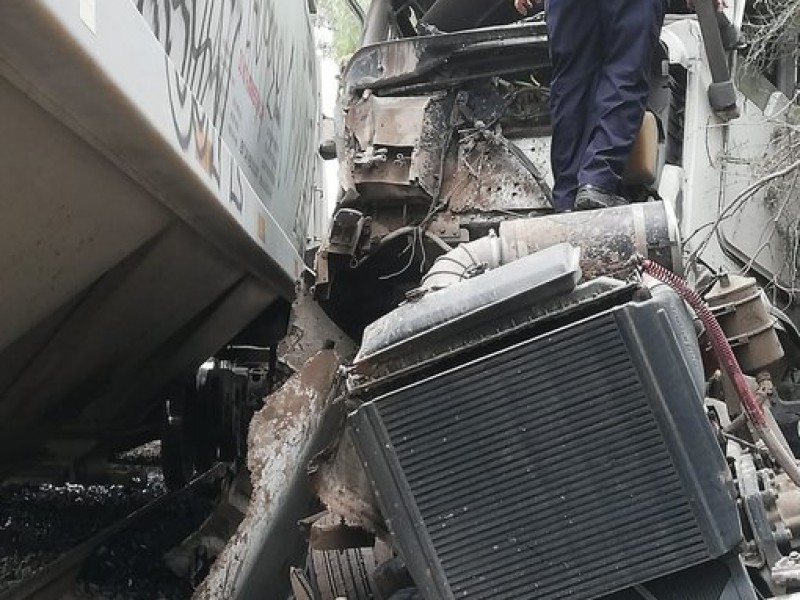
[374,313,711,599]
[603,559,732,600]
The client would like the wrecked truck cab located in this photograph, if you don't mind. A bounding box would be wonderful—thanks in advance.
[302,239,766,600]
[301,239,799,600]
[296,2,800,598]
[338,20,555,212]
[346,246,745,600]
[315,17,672,336]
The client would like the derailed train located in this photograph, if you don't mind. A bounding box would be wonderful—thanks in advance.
[5,0,800,598]
[280,0,800,598]
[0,0,323,482]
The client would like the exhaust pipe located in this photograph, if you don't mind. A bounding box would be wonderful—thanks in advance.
[422,201,681,291]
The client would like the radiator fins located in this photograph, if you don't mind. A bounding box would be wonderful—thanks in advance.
[351,293,741,599]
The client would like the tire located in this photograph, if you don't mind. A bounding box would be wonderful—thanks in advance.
[161,376,216,490]
[309,547,380,600]
[192,375,217,472]
[161,397,195,490]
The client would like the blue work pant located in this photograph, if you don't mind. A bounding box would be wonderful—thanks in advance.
[546,0,665,211]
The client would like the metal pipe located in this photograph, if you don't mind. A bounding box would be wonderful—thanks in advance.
[500,202,681,280]
[775,43,798,99]
[694,0,739,116]
[695,0,730,82]
[360,0,393,46]
[345,0,366,26]
[420,201,681,291]
[421,231,501,290]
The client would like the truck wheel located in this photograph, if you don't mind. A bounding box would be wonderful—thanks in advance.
[161,396,195,489]
[309,547,380,599]
[192,373,217,472]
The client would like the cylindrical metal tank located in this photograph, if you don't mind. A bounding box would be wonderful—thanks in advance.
[499,201,682,280]
[706,273,784,373]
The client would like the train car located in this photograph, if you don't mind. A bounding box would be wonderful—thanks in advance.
[0,0,322,479]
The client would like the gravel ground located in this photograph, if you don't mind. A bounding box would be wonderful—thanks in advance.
[72,488,214,600]
[0,472,167,593]
[0,442,217,600]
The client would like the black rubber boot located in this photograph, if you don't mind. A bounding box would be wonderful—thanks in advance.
[574,184,629,211]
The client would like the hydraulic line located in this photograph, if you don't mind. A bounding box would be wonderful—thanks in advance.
[640,259,800,487]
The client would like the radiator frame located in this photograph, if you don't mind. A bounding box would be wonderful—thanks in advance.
[349,292,742,599]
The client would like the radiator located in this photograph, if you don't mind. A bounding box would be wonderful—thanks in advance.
[350,293,742,600]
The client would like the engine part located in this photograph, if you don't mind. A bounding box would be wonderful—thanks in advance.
[733,447,800,592]
[500,200,681,279]
[641,260,800,488]
[350,289,741,600]
[361,0,393,45]
[325,209,368,257]
[353,243,581,374]
[772,384,800,458]
[706,273,784,374]
[420,230,503,291]
[736,454,800,571]
[775,472,800,545]
[418,200,679,293]
[353,276,635,392]
[306,546,382,599]
[737,450,785,568]
[772,552,800,589]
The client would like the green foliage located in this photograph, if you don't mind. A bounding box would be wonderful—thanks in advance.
[316,0,369,60]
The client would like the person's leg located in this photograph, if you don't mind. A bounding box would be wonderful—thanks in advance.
[546,0,601,212]
[577,0,665,194]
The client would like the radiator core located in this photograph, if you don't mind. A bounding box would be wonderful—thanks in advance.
[350,294,741,599]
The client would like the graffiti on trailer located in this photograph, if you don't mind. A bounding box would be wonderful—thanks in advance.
[135,0,318,249]
[286,34,318,246]
[240,0,318,245]
[136,0,242,212]
[137,0,242,132]
[165,61,222,187]
[229,158,244,212]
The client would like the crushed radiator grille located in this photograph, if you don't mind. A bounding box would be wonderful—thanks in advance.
[375,313,710,599]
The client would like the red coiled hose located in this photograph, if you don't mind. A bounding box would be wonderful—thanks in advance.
[640,259,800,486]
[641,259,766,426]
